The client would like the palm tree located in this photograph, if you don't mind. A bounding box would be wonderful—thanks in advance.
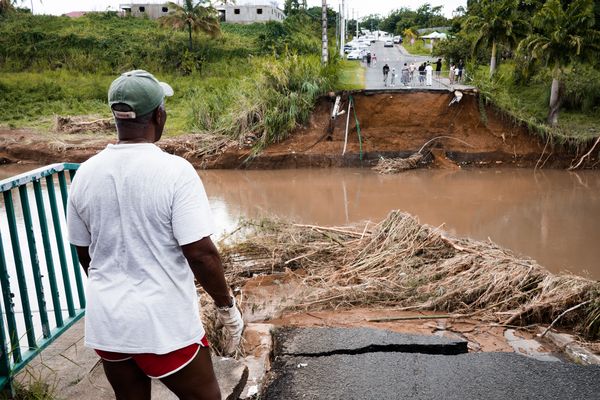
[160,0,221,52]
[518,0,599,126]
[0,0,15,15]
[464,0,526,76]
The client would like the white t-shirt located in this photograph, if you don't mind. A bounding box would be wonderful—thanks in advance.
[67,143,215,354]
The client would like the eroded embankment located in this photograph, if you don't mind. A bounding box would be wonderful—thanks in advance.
[224,91,580,169]
[0,91,594,169]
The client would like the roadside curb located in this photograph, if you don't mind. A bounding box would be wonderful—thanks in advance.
[538,327,600,365]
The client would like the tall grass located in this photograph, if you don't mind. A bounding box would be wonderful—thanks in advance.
[0,13,340,145]
[471,63,600,145]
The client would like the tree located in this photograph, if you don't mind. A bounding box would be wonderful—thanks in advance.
[0,0,15,15]
[284,0,301,16]
[518,0,600,126]
[464,0,526,76]
[160,0,221,52]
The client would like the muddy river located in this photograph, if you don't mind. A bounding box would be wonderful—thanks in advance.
[199,168,600,281]
[2,165,599,280]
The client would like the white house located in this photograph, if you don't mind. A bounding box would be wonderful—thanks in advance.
[216,4,285,24]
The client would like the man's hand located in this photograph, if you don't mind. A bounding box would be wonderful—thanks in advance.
[216,297,244,355]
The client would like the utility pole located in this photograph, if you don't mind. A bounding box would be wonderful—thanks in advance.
[321,0,328,64]
[339,0,345,56]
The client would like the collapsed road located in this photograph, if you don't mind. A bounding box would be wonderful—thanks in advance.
[262,327,600,400]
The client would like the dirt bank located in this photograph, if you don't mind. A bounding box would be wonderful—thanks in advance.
[0,91,595,169]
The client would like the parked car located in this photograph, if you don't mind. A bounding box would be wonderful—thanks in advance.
[384,39,394,47]
[346,50,362,60]
[393,36,403,44]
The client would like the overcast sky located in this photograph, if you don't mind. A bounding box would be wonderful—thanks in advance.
[23,1,466,18]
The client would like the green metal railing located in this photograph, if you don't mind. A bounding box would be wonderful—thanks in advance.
[0,163,84,394]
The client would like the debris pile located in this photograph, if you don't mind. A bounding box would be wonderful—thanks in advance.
[54,116,114,134]
[220,211,600,340]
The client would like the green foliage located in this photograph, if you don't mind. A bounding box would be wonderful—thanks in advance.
[160,0,221,51]
[472,63,600,143]
[257,15,320,55]
[0,11,334,147]
[562,64,600,113]
[190,54,335,149]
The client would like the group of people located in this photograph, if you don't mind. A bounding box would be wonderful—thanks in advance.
[381,58,465,87]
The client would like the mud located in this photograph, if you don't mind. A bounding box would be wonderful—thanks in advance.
[0,91,594,169]
[239,271,570,358]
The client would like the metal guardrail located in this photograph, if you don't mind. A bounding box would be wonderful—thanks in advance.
[0,163,85,394]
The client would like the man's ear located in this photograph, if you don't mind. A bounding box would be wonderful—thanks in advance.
[154,106,164,126]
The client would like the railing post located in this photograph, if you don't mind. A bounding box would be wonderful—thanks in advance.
[19,185,51,339]
[3,190,36,350]
[58,171,85,309]
[33,179,64,328]
[0,229,20,364]
[45,175,76,318]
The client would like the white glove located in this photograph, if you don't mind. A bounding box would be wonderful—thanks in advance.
[216,296,244,355]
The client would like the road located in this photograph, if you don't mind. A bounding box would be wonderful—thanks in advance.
[264,327,600,400]
[361,41,467,91]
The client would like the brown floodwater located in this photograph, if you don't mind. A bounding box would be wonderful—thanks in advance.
[2,165,598,280]
[199,168,600,280]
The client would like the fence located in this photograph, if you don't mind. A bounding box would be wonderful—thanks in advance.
[0,163,84,395]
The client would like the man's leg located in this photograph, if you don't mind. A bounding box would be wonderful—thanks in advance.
[103,359,151,400]
[160,347,221,400]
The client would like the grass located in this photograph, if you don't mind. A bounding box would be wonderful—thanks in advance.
[472,63,600,144]
[335,60,365,90]
[402,39,433,56]
[0,13,337,144]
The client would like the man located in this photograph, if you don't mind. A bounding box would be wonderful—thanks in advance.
[382,63,390,86]
[67,70,243,400]
[457,59,465,82]
[435,58,442,78]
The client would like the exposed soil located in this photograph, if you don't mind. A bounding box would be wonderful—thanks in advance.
[238,271,567,358]
[0,91,594,169]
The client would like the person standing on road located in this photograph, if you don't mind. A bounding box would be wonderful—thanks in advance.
[372,53,377,66]
[401,63,410,86]
[425,62,433,86]
[390,68,396,87]
[435,58,442,78]
[366,52,372,68]
[418,62,426,85]
[383,63,390,86]
[457,59,465,83]
[409,61,416,83]
[449,63,456,84]
[67,69,244,400]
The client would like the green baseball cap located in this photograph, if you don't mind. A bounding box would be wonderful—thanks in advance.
[108,70,174,119]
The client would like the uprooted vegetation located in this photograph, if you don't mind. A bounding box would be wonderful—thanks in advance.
[219,211,599,340]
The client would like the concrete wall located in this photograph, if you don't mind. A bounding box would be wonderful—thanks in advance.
[217,5,285,24]
[119,3,172,19]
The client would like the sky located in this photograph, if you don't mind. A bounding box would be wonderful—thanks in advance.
[22,1,467,19]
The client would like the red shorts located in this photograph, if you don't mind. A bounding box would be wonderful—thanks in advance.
[95,336,210,379]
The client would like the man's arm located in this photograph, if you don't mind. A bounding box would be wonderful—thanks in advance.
[75,246,91,277]
[181,236,232,308]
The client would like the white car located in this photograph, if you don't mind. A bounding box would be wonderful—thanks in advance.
[384,40,394,47]
[346,50,362,60]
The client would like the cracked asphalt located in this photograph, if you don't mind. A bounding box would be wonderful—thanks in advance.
[263,327,600,400]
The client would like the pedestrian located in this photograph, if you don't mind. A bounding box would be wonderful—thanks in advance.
[425,62,433,86]
[390,68,396,87]
[409,61,416,82]
[449,63,456,84]
[372,53,377,66]
[67,70,244,400]
[401,63,410,86]
[366,52,372,68]
[435,58,442,78]
[383,63,390,86]
[418,62,426,85]
[457,59,464,83]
